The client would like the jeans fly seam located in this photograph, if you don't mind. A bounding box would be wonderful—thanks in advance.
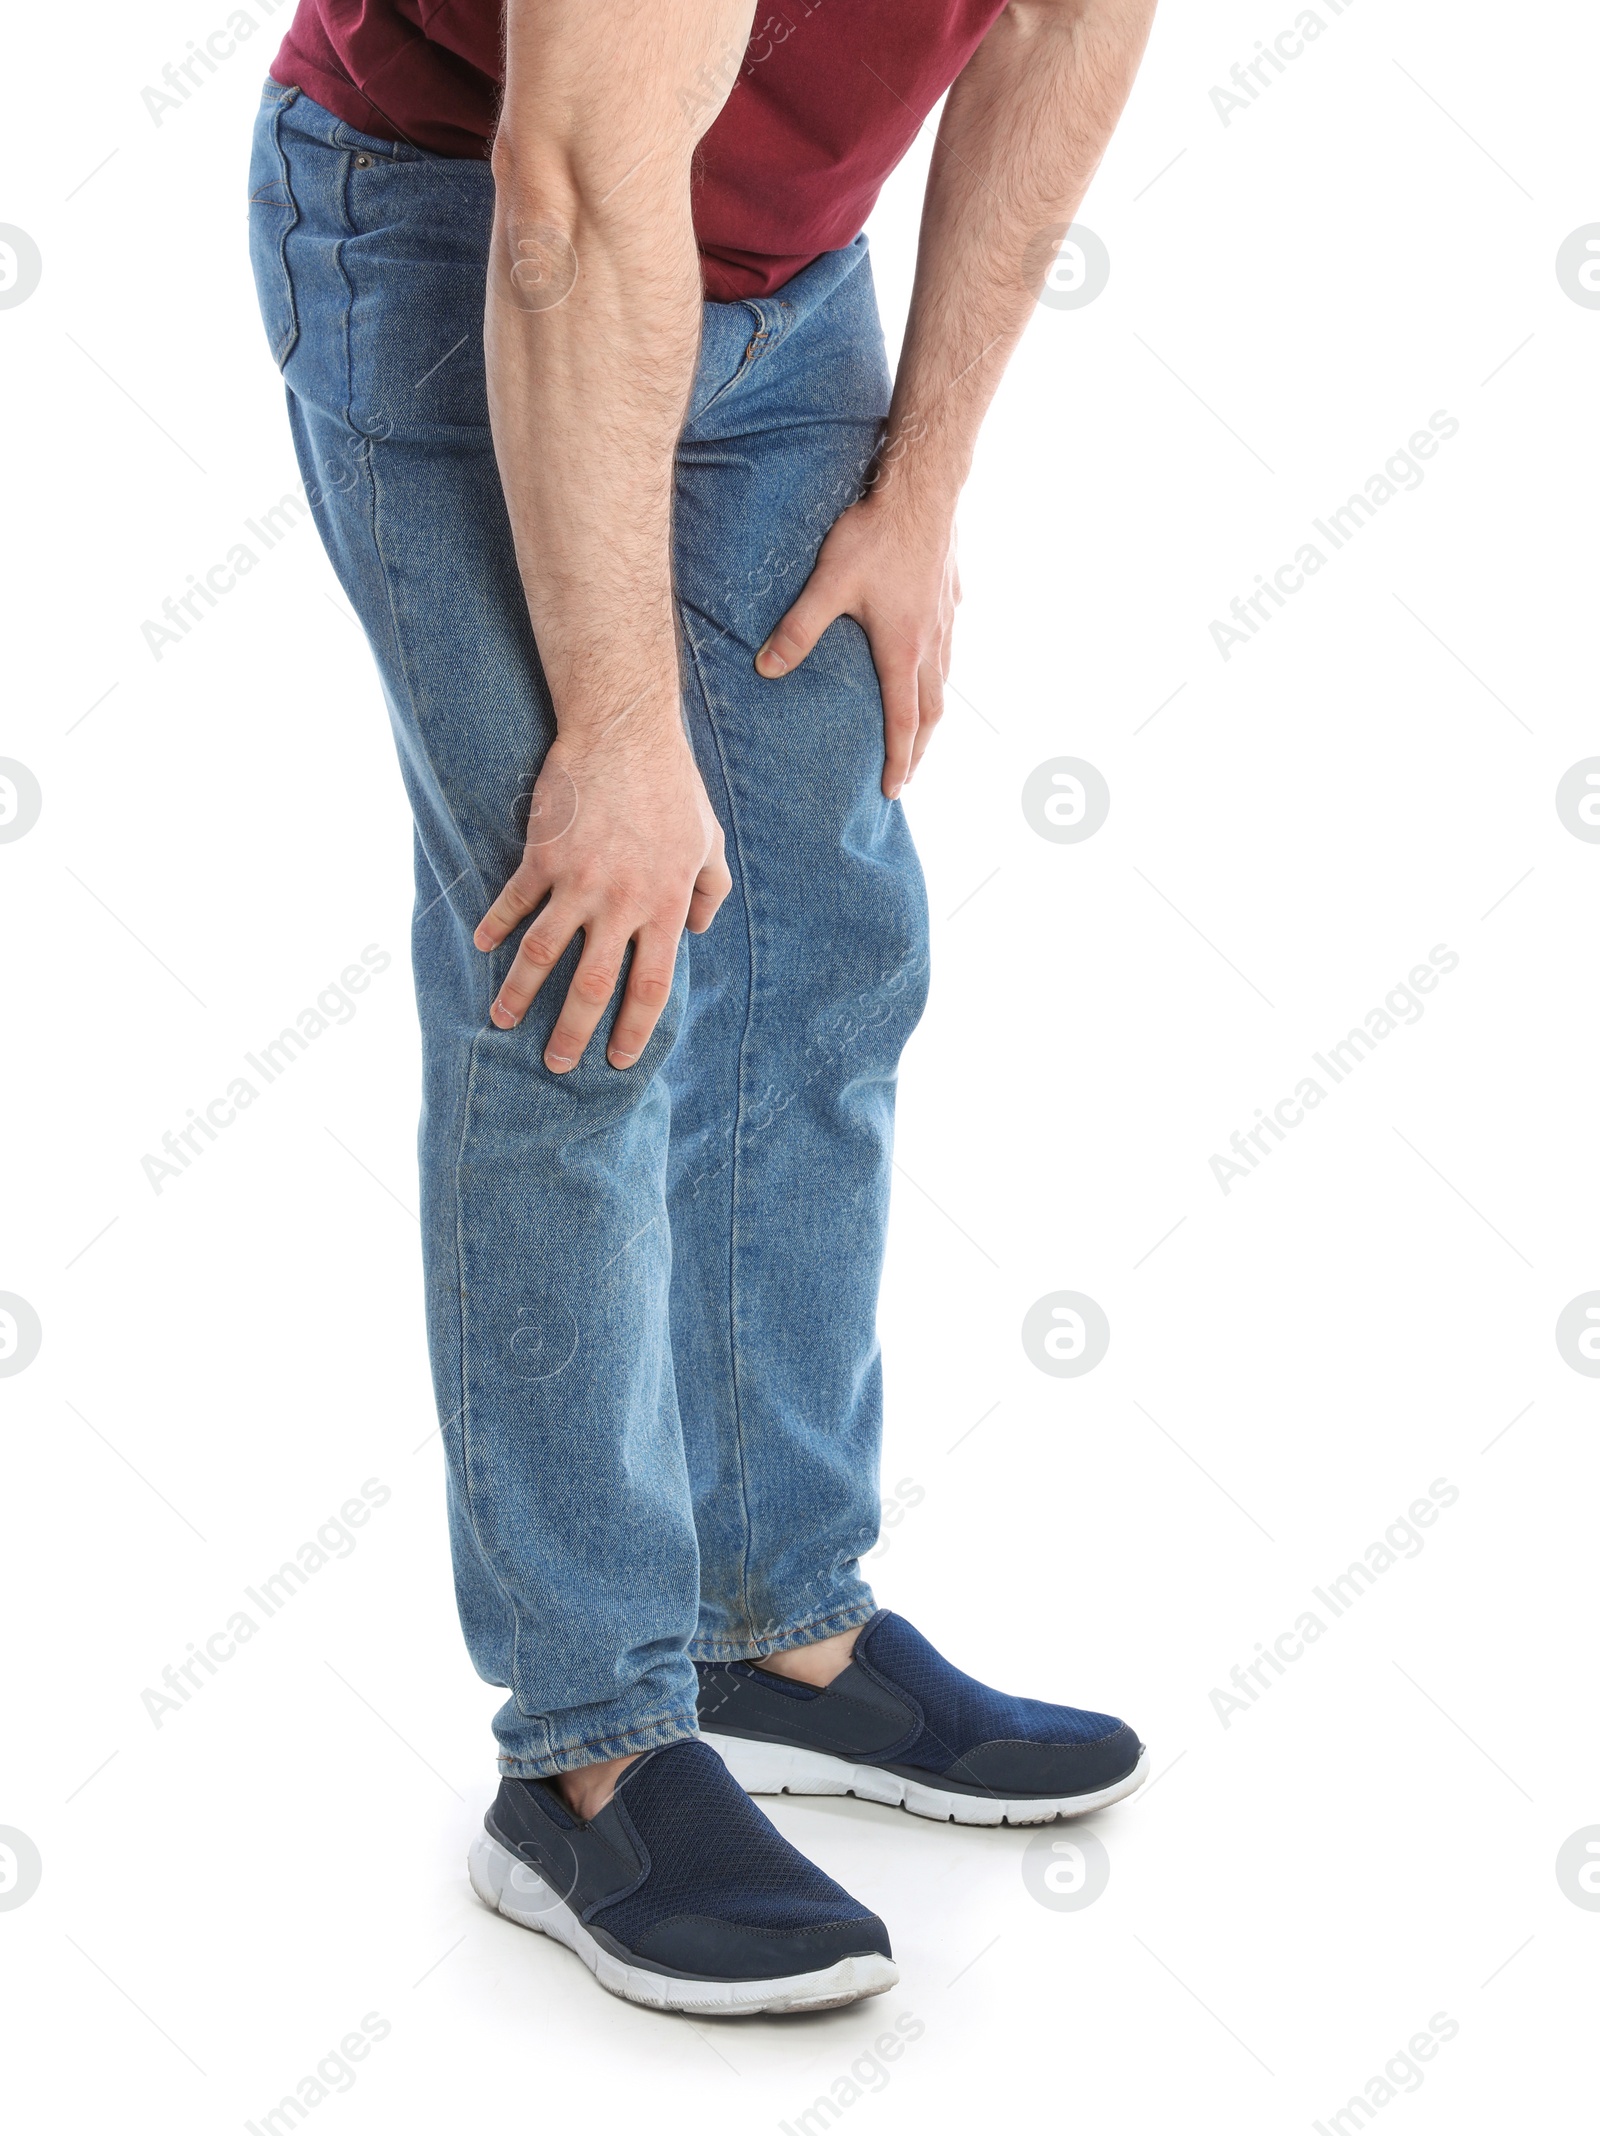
[679,602,758,1641]
[693,299,769,422]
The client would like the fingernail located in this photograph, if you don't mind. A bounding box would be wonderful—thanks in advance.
[473,927,490,950]
[889,781,904,799]
[546,1051,572,1072]
[610,1050,638,1069]
[757,647,787,677]
[491,1003,516,1028]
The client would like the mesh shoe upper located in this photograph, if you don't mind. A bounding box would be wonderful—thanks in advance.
[696,1611,1141,1798]
[591,1740,883,1951]
[856,1611,1125,1766]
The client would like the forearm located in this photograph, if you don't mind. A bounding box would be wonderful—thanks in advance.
[485,162,696,746]
[474,3,747,1058]
[877,0,1156,522]
[486,2,754,747]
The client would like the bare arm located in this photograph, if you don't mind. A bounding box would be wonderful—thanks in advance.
[756,0,1157,794]
[475,0,755,1069]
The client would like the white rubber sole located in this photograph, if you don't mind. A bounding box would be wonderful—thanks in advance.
[466,1829,898,2015]
[702,1733,1150,1827]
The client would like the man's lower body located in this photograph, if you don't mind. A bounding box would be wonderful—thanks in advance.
[248,79,1142,2015]
[249,80,926,1773]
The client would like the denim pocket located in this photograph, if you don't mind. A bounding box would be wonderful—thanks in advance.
[247,84,300,369]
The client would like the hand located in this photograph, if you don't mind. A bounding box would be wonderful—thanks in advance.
[473,718,731,1072]
[754,492,960,798]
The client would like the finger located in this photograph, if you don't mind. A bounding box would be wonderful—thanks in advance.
[875,645,922,798]
[490,898,581,1029]
[687,853,733,935]
[755,572,847,679]
[475,856,553,952]
[543,928,630,1074]
[908,661,944,782]
[608,926,681,1069]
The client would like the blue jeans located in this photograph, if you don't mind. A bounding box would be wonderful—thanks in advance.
[248,82,930,1777]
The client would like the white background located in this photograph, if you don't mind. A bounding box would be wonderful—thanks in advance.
[2,1,1596,2129]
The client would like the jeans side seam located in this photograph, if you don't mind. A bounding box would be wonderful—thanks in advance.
[347,306,518,1699]
[366,427,526,1707]
[679,610,758,1642]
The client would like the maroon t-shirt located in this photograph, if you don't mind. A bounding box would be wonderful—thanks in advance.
[271,1,1008,299]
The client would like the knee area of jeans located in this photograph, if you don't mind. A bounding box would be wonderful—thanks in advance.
[814,892,930,1039]
[501,979,687,1100]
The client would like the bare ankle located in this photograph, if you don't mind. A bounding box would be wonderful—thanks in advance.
[756,1626,861,1689]
[555,1751,640,1822]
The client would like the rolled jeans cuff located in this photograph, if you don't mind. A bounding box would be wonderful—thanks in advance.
[688,1592,878,1666]
[494,1700,702,1781]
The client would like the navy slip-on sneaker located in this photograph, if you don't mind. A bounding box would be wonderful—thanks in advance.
[467,1738,896,2014]
[697,1611,1147,1827]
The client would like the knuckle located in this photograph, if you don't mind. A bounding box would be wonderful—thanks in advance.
[574,967,617,1006]
[518,930,561,970]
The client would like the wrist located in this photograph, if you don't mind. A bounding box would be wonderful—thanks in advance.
[865,424,967,528]
[551,694,688,755]
[857,465,961,550]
